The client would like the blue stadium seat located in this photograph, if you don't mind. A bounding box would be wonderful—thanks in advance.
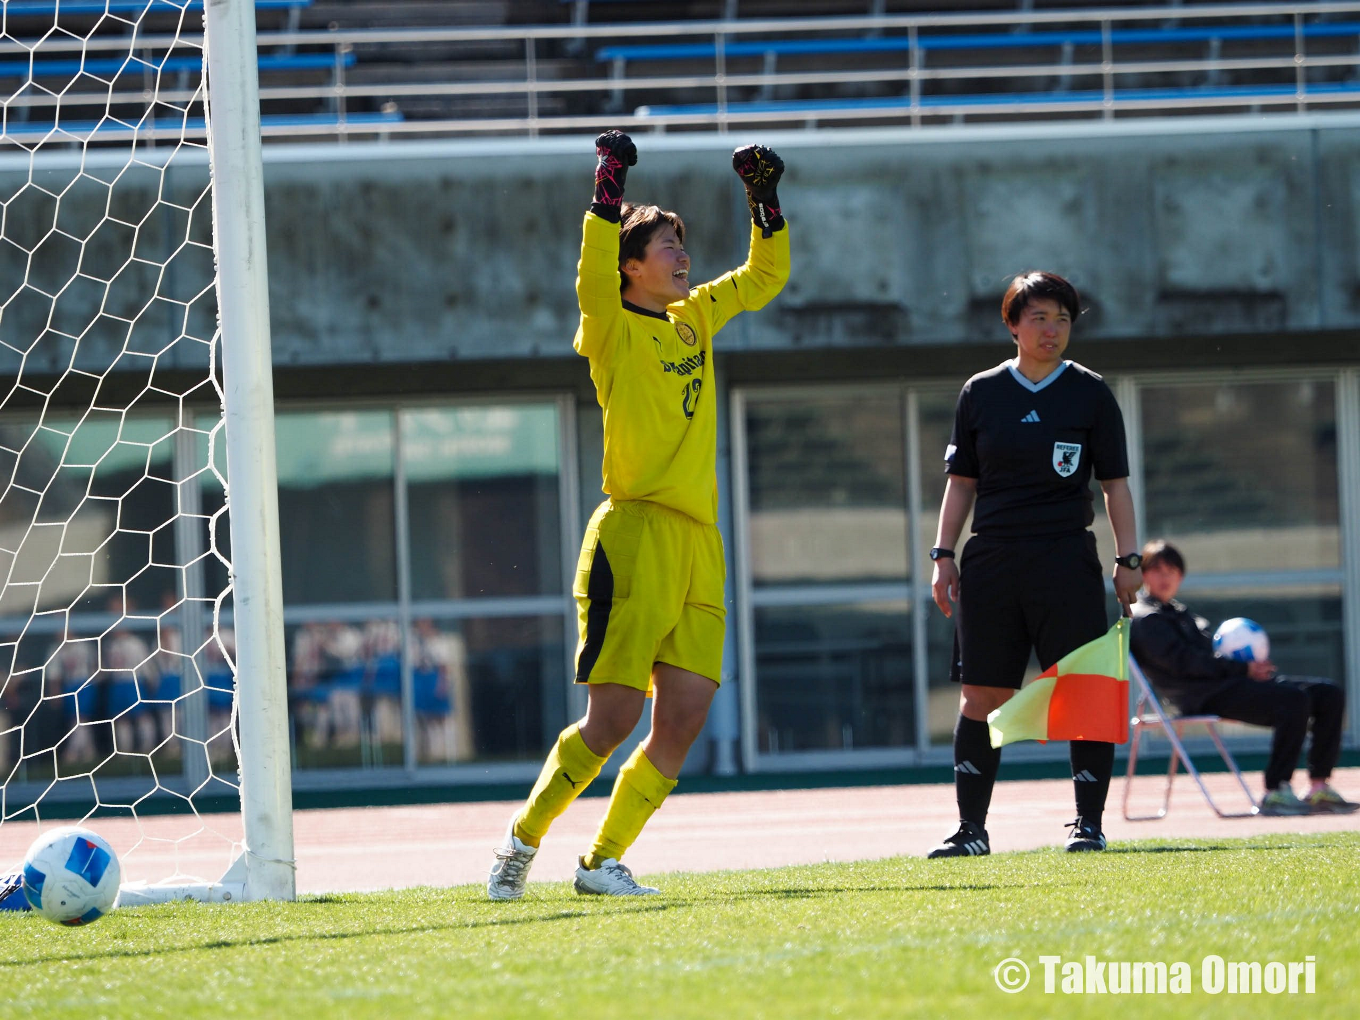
[636,81,1360,118]
[3,1,309,15]
[0,110,404,140]
[0,52,353,81]
[598,22,1360,66]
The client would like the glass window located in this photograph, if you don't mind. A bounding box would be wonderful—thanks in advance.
[923,609,959,746]
[286,616,406,770]
[745,392,908,585]
[0,414,189,781]
[275,411,397,604]
[0,614,199,784]
[753,601,913,753]
[1141,380,1339,572]
[403,405,562,601]
[411,614,567,765]
[920,391,969,745]
[0,415,178,617]
[191,418,231,600]
[917,389,970,544]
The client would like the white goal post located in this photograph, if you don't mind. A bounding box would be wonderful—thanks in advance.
[201,0,294,905]
[0,0,293,905]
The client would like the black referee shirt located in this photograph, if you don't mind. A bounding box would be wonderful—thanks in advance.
[946,359,1129,538]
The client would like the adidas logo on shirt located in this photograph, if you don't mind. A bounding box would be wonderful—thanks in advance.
[1020,410,1041,423]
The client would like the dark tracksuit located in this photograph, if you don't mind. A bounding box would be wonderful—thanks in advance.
[1130,594,1345,791]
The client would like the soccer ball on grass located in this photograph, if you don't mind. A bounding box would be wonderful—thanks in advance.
[22,826,121,926]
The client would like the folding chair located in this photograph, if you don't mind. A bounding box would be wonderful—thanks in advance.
[1122,656,1258,820]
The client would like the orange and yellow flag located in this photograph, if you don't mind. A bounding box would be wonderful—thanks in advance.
[987,618,1129,748]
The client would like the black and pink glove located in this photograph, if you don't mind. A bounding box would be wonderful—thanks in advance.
[733,143,785,238]
[590,129,637,223]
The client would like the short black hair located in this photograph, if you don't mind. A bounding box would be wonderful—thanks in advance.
[617,202,685,293]
[1141,539,1186,574]
[1001,270,1081,328]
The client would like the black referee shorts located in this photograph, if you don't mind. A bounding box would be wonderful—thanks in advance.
[949,530,1109,690]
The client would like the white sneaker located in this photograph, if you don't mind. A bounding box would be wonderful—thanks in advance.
[487,820,537,901]
[573,856,660,896]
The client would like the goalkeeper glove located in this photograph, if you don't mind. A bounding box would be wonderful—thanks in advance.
[591,129,637,223]
[732,144,785,238]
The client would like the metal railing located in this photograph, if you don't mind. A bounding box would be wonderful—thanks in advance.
[5,2,1360,141]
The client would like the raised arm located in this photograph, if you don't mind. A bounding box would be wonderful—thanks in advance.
[575,130,637,359]
[690,144,791,334]
[589,128,635,224]
[733,143,785,239]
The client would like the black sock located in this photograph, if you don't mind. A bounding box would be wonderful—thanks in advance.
[954,715,1001,828]
[1070,740,1114,829]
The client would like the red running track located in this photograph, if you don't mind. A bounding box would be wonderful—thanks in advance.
[2,768,1356,894]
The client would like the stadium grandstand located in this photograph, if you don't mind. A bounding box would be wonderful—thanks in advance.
[1,0,1357,809]
[8,0,1360,143]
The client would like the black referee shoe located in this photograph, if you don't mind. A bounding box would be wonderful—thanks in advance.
[1064,816,1107,852]
[927,821,990,858]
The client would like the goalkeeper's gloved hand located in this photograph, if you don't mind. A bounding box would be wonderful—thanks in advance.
[591,129,637,223]
[732,143,785,238]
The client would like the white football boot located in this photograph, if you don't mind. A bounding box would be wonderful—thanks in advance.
[573,856,660,896]
[487,819,537,901]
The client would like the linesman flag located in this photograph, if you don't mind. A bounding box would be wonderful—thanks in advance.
[987,618,1130,748]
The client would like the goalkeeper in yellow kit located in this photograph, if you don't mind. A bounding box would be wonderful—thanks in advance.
[487,130,789,898]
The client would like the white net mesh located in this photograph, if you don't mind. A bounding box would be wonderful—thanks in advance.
[0,1,242,887]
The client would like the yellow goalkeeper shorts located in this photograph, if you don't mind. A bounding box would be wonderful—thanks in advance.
[573,498,726,692]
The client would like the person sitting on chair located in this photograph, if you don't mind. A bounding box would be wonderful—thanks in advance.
[1130,539,1356,816]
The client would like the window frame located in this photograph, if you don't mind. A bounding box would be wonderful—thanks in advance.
[250,391,581,786]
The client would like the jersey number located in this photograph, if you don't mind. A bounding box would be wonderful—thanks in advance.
[681,378,702,420]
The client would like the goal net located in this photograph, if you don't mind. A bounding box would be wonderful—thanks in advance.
[0,0,290,903]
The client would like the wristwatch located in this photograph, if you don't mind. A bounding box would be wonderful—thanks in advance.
[929,547,955,561]
[1115,553,1143,570]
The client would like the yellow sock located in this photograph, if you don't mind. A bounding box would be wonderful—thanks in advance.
[584,746,677,868]
[513,724,607,848]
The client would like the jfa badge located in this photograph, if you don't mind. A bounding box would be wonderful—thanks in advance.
[1052,442,1081,477]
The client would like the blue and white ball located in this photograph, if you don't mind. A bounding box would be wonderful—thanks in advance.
[22,827,121,926]
[1212,617,1270,663]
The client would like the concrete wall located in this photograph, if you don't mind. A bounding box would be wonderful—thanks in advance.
[6,114,1360,379]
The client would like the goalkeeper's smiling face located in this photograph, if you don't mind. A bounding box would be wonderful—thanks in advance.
[622,224,690,310]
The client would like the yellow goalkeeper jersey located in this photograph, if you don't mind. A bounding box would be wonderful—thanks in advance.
[574,211,790,525]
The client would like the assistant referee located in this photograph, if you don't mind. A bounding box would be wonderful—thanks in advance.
[927,271,1142,857]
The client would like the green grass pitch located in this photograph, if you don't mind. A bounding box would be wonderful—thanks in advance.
[3,832,1356,1019]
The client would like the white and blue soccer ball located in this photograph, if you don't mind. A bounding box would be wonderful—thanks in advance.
[1213,617,1270,663]
[22,826,121,926]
